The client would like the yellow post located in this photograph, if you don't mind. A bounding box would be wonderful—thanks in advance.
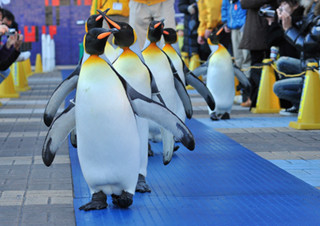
[189,53,200,71]
[35,53,43,73]
[181,52,189,69]
[234,77,241,95]
[23,58,33,77]
[289,62,320,129]
[13,62,31,92]
[0,71,20,98]
[251,59,281,113]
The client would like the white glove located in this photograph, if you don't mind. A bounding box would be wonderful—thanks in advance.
[187,3,196,15]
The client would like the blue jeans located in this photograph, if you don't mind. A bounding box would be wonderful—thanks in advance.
[273,57,303,108]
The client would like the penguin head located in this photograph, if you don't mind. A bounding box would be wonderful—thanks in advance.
[84,27,118,55]
[163,28,177,44]
[207,24,224,46]
[97,9,136,48]
[147,19,165,43]
[85,13,105,33]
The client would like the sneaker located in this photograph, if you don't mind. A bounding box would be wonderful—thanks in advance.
[279,106,298,116]
[240,98,252,107]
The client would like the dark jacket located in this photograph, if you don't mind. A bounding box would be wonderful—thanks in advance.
[285,1,320,61]
[239,0,276,50]
[178,0,200,55]
[267,6,304,59]
[0,45,20,71]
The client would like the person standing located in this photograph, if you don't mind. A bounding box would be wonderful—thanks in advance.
[129,0,176,49]
[90,0,129,23]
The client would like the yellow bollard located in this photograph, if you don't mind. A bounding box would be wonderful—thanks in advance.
[13,62,31,92]
[289,62,320,129]
[0,71,20,98]
[234,77,241,95]
[251,59,281,113]
[189,53,200,71]
[23,58,33,77]
[35,53,43,73]
[181,52,189,69]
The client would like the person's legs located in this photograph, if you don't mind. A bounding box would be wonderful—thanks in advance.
[129,1,152,49]
[273,77,303,109]
[276,56,302,75]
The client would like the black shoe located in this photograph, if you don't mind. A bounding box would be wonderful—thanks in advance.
[279,106,298,116]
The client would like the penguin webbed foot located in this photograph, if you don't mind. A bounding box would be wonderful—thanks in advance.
[79,191,108,211]
[112,191,133,208]
[148,142,154,157]
[136,174,151,193]
[210,112,219,121]
[220,112,230,120]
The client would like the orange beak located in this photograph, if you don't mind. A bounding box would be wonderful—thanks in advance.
[106,17,121,30]
[163,30,169,35]
[96,15,102,21]
[97,32,111,39]
[154,21,162,29]
[216,26,224,36]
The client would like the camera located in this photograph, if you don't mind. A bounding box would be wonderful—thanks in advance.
[259,5,275,18]
[5,28,16,36]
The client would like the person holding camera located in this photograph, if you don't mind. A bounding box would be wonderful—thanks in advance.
[272,0,320,115]
[0,24,23,82]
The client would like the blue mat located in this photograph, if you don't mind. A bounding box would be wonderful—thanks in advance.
[61,70,320,225]
[196,116,296,128]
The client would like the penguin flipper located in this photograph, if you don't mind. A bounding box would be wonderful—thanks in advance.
[190,61,208,77]
[42,103,76,166]
[234,64,251,89]
[173,74,193,119]
[161,50,193,118]
[43,66,79,127]
[185,70,216,111]
[124,82,195,151]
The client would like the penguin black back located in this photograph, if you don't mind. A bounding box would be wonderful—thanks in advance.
[147,20,164,43]
[163,28,177,44]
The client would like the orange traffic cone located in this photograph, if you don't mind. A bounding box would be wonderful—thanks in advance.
[0,71,20,98]
[289,62,320,129]
[251,59,281,113]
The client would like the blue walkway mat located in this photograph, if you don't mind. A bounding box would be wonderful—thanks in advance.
[62,70,320,225]
[196,116,296,128]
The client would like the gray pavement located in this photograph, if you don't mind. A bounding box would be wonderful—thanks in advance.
[0,70,319,225]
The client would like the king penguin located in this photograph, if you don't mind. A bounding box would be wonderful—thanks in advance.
[43,27,195,210]
[162,28,216,116]
[99,10,153,193]
[206,30,235,120]
[142,20,190,165]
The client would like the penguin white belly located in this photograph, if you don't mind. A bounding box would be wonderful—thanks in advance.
[207,46,235,115]
[113,52,151,177]
[76,57,140,195]
[164,48,187,122]
[143,46,176,140]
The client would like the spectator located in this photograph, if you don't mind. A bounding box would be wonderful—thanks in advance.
[90,0,129,23]
[221,0,251,107]
[239,0,277,108]
[273,0,320,115]
[178,0,202,66]
[129,0,176,49]
[0,30,24,82]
